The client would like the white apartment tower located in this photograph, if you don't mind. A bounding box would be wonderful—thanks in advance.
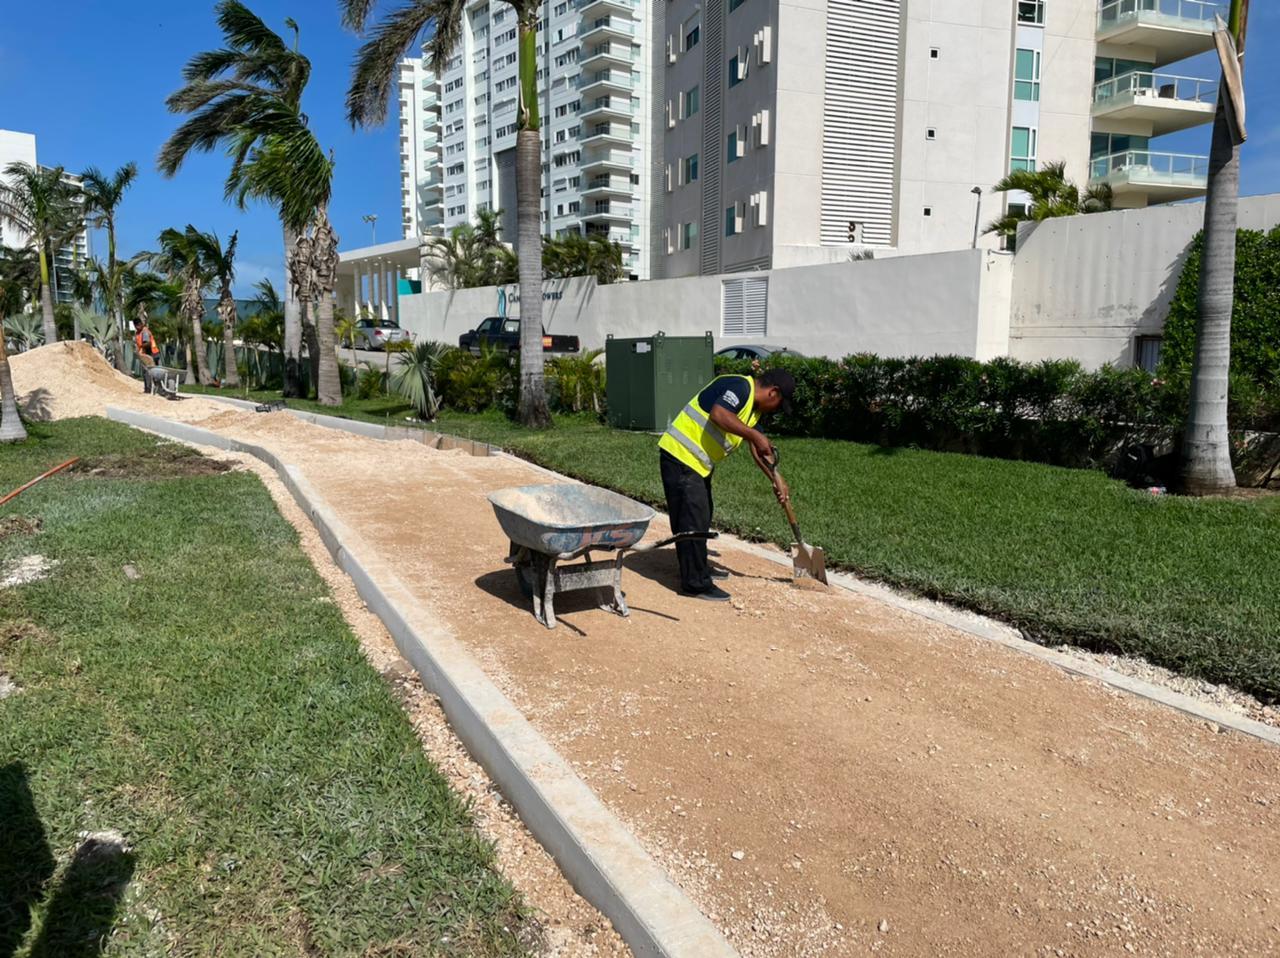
[659,0,1220,277]
[0,129,92,304]
[398,0,661,279]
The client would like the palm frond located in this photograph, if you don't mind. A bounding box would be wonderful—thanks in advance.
[338,0,380,32]
[346,1,442,126]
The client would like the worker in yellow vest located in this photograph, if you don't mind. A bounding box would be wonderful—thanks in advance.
[658,369,795,600]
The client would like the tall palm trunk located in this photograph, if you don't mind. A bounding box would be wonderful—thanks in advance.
[187,288,213,386]
[311,212,342,406]
[37,247,57,345]
[1179,2,1247,495]
[283,223,304,398]
[220,297,240,388]
[0,332,27,442]
[108,231,128,373]
[303,311,320,397]
[515,17,550,428]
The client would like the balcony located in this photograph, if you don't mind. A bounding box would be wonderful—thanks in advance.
[1089,150,1208,205]
[578,70,633,98]
[583,201,633,223]
[1096,0,1221,68]
[583,224,633,247]
[581,174,633,199]
[1092,71,1217,135]
[578,0,637,21]
[578,17,635,44]
[580,149,634,174]
[580,96,634,124]
[581,123,633,148]
[580,43,635,71]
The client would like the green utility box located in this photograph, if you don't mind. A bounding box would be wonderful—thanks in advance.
[606,332,715,432]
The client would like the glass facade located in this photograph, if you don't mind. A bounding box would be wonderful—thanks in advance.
[1011,127,1037,172]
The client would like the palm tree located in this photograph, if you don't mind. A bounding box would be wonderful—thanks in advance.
[159,0,311,397]
[390,340,449,420]
[335,313,359,368]
[3,314,44,353]
[343,0,552,427]
[1179,0,1250,495]
[0,245,37,317]
[544,232,625,284]
[984,161,1112,242]
[423,210,518,290]
[192,230,241,387]
[81,163,139,372]
[0,322,25,442]
[0,162,78,344]
[148,226,216,386]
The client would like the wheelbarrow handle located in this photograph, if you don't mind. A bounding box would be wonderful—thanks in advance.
[627,530,720,554]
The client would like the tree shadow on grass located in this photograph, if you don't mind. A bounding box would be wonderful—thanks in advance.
[0,763,135,958]
[0,763,54,958]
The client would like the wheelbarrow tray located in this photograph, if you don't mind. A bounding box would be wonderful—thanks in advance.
[488,483,656,559]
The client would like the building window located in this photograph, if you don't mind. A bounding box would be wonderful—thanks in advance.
[1014,48,1041,101]
[1017,0,1046,25]
[926,127,936,140]
[683,153,699,183]
[683,85,700,118]
[930,47,940,59]
[722,277,768,337]
[923,207,932,217]
[1010,127,1038,172]
[557,204,565,216]
[1135,335,1163,373]
[684,20,700,51]
[679,221,698,251]
[728,55,743,87]
[726,130,740,163]
[729,0,746,11]
[724,206,738,237]
[569,200,580,213]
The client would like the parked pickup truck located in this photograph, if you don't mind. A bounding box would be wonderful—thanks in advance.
[458,316,580,356]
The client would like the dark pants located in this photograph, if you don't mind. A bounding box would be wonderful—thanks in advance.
[139,353,155,394]
[660,451,714,593]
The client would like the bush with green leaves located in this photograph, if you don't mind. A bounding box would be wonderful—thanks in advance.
[390,341,450,420]
[436,343,516,414]
[355,363,385,399]
[547,349,605,414]
[714,351,1280,470]
[1160,226,1280,425]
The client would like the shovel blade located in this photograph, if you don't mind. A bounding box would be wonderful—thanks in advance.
[792,543,829,586]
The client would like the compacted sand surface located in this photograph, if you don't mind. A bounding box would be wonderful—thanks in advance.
[14,343,1280,957]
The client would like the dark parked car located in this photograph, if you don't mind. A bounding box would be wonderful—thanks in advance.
[353,318,411,350]
[715,345,805,362]
[458,316,580,356]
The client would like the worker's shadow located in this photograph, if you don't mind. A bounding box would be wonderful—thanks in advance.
[0,762,135,958]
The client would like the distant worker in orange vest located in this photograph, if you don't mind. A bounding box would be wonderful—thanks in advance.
[134,317,161,394]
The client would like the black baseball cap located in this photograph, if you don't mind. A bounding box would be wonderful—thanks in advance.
[758,369,795,415]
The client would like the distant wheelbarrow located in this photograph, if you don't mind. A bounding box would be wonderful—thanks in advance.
[488,483,716,629]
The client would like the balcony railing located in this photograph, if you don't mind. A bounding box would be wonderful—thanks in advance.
[1098,0,1223,28]
[1090,150,1209,182]
[1093,71,1217,104]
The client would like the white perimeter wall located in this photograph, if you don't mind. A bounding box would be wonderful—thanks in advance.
[1010,193,1280,369]
[399,248,1013,360]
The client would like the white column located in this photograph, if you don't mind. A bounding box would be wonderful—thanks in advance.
[392,267,401,326]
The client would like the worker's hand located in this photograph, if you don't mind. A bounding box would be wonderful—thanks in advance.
[750,432,774,464]
[773,476,791,505]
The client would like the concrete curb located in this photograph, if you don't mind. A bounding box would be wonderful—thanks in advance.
[105,407,738,958]
[179,396,1280,747]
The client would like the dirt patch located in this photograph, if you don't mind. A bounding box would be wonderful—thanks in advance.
[0,515,42,542]
[71,449,231,480]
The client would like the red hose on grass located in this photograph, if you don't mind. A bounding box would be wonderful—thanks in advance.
[0,458,79,508]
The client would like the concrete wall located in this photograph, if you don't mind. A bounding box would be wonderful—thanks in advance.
[398,247,1011,360]
[1009,194,1280,369]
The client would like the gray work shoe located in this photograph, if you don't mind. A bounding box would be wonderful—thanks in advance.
[681,585,731,601]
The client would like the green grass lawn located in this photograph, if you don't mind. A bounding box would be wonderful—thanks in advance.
[0,419,535,957]
[183,386,1280,704]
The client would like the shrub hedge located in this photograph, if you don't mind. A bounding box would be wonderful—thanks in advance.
[714,352,1280,470]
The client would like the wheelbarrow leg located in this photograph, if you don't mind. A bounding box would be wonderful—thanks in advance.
[541,556,558,629]
[607,553,630,618]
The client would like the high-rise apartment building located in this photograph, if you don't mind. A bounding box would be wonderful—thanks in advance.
[397,0,661,279]
[659,0,1219,277]
[0,129,93,304]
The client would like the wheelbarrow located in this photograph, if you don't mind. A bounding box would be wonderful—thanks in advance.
[488,483,717,629]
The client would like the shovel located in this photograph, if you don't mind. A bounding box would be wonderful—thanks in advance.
[761,449,829,586]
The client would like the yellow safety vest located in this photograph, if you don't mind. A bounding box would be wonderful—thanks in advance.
[659,375,759,478]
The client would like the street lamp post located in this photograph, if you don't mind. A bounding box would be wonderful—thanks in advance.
[362,214,378,245]
[970,187,984,249]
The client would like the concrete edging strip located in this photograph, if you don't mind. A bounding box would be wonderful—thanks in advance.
[105,407,738,958]
[182,397,1280,748]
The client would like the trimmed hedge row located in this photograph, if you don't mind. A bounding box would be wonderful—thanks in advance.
[715,353,1280,469]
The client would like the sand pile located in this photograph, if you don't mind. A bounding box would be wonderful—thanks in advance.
[10,341,149,420]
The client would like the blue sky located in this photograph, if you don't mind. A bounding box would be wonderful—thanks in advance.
[1,1,1277,296]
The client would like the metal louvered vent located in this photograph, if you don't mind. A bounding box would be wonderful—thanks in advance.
[819,0,901,247]
[722,277,768,337]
